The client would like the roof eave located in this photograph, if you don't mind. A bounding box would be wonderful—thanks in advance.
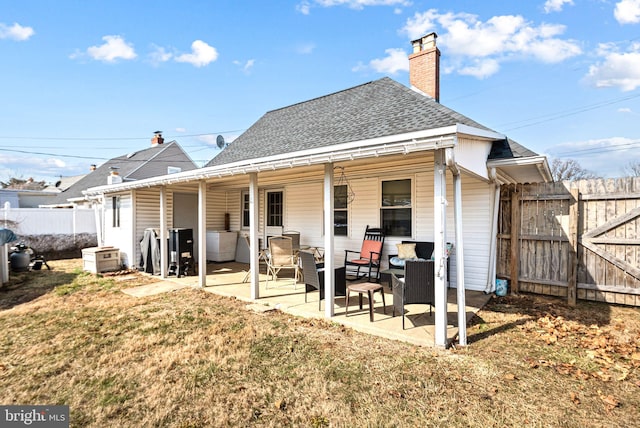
[487,155,553,184]
[455,123,505,141]
[84,127,463,196]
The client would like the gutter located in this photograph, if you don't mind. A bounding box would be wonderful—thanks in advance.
[83,132,457,197]
[484,168,501,294]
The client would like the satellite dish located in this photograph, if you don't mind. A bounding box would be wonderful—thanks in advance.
[216,135,226,149]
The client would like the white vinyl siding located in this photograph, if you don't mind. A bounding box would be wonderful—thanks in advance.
[283,182,323,247]
[225,189,242,232]
[206,190,227,231]
[458,175,494,291]
[131,189,173,269]
[103,192,133,268]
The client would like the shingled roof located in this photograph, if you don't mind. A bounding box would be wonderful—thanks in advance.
[207,77,536,167]
[488,137,538,160]
[50,141,197,205]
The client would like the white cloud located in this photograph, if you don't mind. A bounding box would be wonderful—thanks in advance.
[175,127,187,133]
[617,107,637,115]
[543,0,574,14]
[394,9,581,78]
[0,22,34,41]
[368,48,409,74]
[297,0,411,14]
[85,35,137,63]
[315,0,411,8]
[296,1,311,14]
[233,59,255,74]
[0,154,68,182]
[458,58,500,79]
[175,40,218,67]
[585,42,640,91]
[614,0,640,24]
[148,45,172,66]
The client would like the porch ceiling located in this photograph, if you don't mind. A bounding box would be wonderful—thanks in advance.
[487,156,553,184]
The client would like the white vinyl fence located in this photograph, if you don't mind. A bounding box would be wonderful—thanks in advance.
[2,206,96,235]
[1,207,98,284]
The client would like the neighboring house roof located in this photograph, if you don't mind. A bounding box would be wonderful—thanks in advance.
[50,141,197,204]
[207,77,534,167]
[43,174,87,193]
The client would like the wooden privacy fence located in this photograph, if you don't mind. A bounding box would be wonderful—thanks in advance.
[497,177,640,307]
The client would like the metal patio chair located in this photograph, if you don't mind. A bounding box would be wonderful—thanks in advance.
[266,235,300,288]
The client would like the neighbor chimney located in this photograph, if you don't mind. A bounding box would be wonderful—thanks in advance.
[108,166,123,185]
[408,32,440,102]
[151,130,164,146]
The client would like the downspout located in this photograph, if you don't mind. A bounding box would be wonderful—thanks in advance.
[94,195,104,247]
[445,147,467,346]
[484,168,501,294]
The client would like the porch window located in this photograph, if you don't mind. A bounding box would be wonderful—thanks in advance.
[112,196,121,228]
[334,185,348,236]
[380,179,411,237]
[242,192,250,228]
[266,191,283,227]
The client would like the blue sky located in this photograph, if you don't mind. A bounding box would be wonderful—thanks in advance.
[2,0,640,183]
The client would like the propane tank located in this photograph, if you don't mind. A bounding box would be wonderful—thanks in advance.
[10,244,31,272]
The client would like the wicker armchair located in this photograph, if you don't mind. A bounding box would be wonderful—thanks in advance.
[299,250,346,310]
[391,260,435,329]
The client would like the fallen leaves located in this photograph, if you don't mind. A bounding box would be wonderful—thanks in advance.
[503,373,517,381]
[598,391,620,411]
[523,314,640,385]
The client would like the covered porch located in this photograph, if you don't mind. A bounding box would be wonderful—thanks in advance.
[127,261,492,347]
[88,128,549,349]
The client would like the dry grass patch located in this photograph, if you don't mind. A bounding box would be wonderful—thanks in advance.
[1,260,639,427]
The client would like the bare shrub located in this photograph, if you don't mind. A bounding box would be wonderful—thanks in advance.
[13,233,98,260]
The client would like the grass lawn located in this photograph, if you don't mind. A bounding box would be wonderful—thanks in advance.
[1,259,639,427]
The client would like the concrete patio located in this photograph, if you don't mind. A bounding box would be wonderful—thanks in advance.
[128,261,492,348]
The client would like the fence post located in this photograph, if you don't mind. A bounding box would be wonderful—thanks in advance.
[567,187,579,306]
[510,189,520,294]
[3,201,9,228]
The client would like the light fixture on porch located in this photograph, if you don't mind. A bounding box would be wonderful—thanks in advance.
[335,166,355,204]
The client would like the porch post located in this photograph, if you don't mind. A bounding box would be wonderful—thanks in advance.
[323,163,335,318]
[433,149,448,347]
[198,180,207,287]
[249,173,260,299]
[159,186,168,279]
[452,169,467,346]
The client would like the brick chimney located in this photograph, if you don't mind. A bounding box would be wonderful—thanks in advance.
[408,32,440,102]
[151,130,164,146]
